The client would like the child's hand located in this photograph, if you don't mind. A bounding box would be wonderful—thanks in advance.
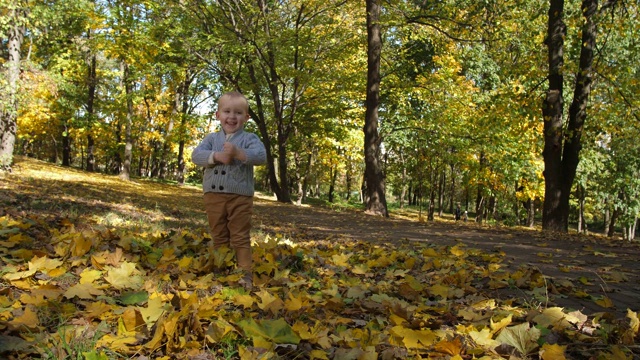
[214,151,232,164]
[222,142,238,159]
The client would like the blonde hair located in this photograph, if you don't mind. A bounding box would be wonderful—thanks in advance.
[219,91,249,111]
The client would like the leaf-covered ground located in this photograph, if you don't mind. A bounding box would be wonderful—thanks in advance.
[0,157,638,359]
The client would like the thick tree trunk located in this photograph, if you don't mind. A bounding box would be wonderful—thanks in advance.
[0,7,26,171]
[542,0,597,232]
[542,0,567,232]
[608,207,619,237]
[363,0,389,217]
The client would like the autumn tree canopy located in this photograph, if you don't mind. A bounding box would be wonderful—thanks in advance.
[1,0,639,235]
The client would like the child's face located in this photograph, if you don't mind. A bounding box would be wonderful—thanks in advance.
[216,95,250,134]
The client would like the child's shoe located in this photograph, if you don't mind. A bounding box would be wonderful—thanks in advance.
[238,272,253,291]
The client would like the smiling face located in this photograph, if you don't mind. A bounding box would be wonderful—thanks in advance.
[216,93,250,135]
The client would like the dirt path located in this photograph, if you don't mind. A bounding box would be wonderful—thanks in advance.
[253,198,640,319]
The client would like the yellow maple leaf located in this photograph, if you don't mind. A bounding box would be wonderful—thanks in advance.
[234,294,255,309]
[309,349,329,360]
[533,307,583,330]
[139,295,168,327]
[490,314,513,334]
[345,286,367,299]
[389,326,437,348]
[429,284,450,299]
[105,248,124,266]
[434,337,463,355]
[122,308,146,333]
[449,245,466,257]
[351,264,370,275]
[159,247,176,263]
[64,283,105,299]
[95,333,138,352]
[255,289,284,315]
[206,318,237,342]
[79,269,103,284]
[621,309,639,345]
[540,343,567,360]
[594,296,614,308]
[177,256,193,270]
[284,292,305,311]
[71,232,92,257]
[495,322,540,356]
[3,256,63,281]
[83,301,114,320]
[29,256,62,271]
[104,261,144,290]
[31,284,63,301]
[8,305,39,331]
[331,253,351,267]
[19,293,45,305]
[468,328,500,349]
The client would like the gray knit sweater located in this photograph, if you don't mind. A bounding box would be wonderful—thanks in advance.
[191,129,267,197]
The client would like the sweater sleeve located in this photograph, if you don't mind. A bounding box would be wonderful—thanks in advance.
[241,133,267,166]
[191,133,216,167]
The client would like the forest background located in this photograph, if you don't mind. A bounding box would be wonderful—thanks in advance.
[1,0,639,237]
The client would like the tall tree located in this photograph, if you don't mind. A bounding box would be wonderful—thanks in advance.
[184,0,360,203]
[0,1,29,171]
[363,0,389,216]
[541,0,610,232]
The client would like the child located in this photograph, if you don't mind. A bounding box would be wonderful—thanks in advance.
[191,91,267,290]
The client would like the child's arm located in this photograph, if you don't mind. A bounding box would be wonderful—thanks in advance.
[223,134,266,165]
[191,134,215,167]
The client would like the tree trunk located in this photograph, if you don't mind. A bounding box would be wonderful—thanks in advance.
[526,199,536,228]
[176,76,192,185]
[629,217,637,241]
[363,0,388,217]
[428,182,436,221]
[577,183,587,233]
[400,165,407,209]
[438,168,445,217]
[542,0,597,232]
[119,61,133,181]
[328,165,338,203]
[449,163,456,214]
[608,207,619,237]
[86,53,97,172]
[62,120,72,166]
[542,0,567,232]
[0,6,26,171]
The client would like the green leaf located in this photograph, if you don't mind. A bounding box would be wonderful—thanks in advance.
[238,318,300,345]
[82,351,110,360]
[117,291,149,305]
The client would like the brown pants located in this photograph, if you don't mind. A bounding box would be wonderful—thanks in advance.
[203,192,253,272]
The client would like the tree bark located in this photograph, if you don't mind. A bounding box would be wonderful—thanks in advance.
[542,0,597,232]
[542,0,566,232]
[62,120,71,166]
[363,0,389,217]
[86,53,97,172]
[0,6,27,171]
[119,61,133,181]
